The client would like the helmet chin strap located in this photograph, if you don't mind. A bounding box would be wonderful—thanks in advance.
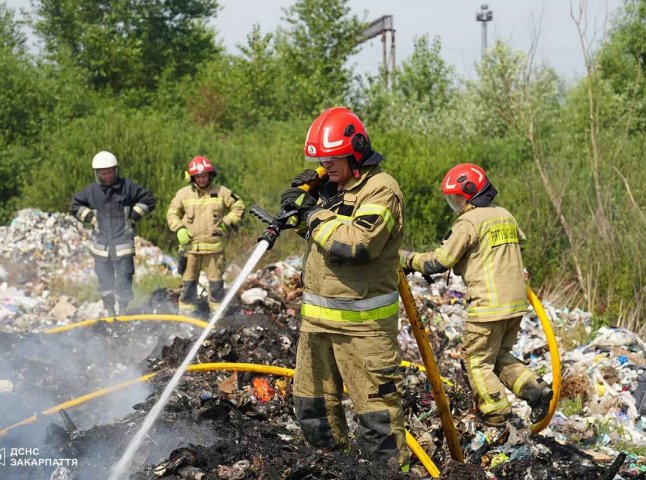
[348,149,383,179]
[348,157,360,179]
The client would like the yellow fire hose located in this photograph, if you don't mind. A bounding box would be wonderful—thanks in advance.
[44,314,209,334]
[398,266,464,462]
[526,285,561,434]
[44,316,451,389]
[0,362,440,477]
[399,271,561,437]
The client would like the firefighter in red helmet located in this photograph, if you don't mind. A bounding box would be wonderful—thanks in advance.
[279,107,409,470]
[167,156,245,315]
[401,163,553,427]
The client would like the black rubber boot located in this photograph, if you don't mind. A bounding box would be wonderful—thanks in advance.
[102,294,116,317]
[520,380,553,423]
[529,385,553,423]
[118,301,130,315]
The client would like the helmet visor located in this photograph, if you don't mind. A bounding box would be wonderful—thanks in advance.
[94,167,118,186]
[446,194,467,214]
[305,154,351,163]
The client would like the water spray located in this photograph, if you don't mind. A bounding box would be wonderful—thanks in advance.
[109,242,268,479]
[110,167,326,479]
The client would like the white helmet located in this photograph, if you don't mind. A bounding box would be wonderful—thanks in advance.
[92,151,118,169]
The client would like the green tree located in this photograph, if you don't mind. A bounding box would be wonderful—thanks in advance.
[186,0,364,130]
[276,0,363,115]
[598,0,646,131]
[0,1,26,52]
[186,26,290,130]
[0,2,43,142]
[33,0,221,94]
[396,35,454,115]
[357,35,453,132]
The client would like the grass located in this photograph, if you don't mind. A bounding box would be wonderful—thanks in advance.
[48,276,101,304]
[132,271,180,307]
[553,319,593,352]
[613,441,646,457]
[559,396,584,417]
[48,269,179,309]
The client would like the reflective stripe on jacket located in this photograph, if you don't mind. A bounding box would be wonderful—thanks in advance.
[166,183,245,254]
[412,205,528,322]
[300,165,404,335]
[70,178,155,258]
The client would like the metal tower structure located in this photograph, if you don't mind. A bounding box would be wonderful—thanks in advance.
[359,15,395,87]
[476,4,493,59]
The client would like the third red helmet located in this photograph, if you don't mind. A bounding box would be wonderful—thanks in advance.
[442,163,497,211]
[187,156,215,177]
[442,163,488,200]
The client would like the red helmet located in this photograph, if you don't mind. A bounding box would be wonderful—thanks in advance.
[442,163,497,211]
[304,107,371,164]
[442,163,487,199]
[187,156,215,177]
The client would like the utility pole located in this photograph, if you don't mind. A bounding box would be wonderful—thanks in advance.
[359,15,395,88]
[476,4,493,59]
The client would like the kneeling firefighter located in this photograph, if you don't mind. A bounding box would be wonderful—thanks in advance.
[166,156,245,315]
[279,107,409,469]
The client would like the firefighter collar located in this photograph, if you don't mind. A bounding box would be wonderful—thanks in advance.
[339,164,383,193]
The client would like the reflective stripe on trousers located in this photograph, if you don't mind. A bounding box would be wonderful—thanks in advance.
[294,330,409,466]
[463,317,540,415]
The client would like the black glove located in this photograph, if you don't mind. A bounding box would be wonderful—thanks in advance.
[84,211,95,224]
[130,209,143,222]
[280,187,318,222]
[291,169,321,198]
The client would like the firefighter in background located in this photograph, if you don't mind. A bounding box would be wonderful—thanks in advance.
[400,163,553,427]
[279,107,409,469]
[166,156,245,316]
[71,151,156,316]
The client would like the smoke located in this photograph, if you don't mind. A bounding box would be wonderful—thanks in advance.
[0,320,200,479]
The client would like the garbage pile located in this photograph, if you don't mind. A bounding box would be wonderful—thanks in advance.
[402,272,646,478]
[0,208,177,332]
[0,209,644,479]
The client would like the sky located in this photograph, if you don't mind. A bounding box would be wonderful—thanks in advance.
[6,0,623,82]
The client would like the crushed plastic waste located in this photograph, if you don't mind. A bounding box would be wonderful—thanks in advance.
[0,208,176,331]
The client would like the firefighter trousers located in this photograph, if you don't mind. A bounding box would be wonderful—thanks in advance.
[94,255,134,304]
[179,252,225,312]
[293,330,408,467]
[463,316,543,418]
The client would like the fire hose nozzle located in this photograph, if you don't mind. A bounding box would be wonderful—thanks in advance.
[250,166,327,250]
[258,224,281,250]
[249,204,274,225]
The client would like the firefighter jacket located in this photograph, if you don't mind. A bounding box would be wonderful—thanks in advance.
[166,182,245,254]
[71,177,156,259]
[411,204,528,322]
[300,164,404,335]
